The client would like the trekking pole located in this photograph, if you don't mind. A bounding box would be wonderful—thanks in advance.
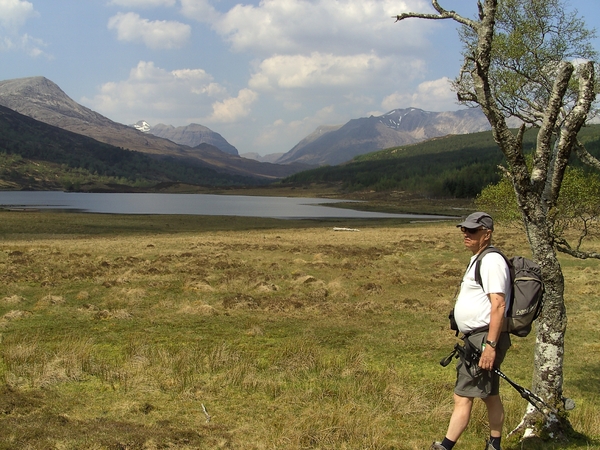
[491,366,558,415]
[440,344,558,415]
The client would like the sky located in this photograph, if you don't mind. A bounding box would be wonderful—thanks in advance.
[1,0,599,156]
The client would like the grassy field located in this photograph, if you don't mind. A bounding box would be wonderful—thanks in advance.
[0,211,598,449]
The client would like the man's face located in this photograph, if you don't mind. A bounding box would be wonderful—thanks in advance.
[460,226,491,254]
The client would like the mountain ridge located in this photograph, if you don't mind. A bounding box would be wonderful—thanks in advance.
[1,76,521,175]
[133,121,239,156]
[0,103,262,190]
[276,107,501,166]
[0,76,304,180]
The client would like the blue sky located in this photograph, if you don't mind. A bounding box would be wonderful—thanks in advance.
[1,0,599,156]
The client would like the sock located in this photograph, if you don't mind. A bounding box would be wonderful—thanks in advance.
[441,437,456,449]
[488,436,501,450]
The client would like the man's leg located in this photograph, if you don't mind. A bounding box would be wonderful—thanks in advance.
[446,394,474,441]
[482,394,504,437]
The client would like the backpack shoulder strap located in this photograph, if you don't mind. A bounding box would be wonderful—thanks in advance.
[474,246,509,288]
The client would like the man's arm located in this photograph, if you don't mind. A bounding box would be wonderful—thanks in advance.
[478,292,505,371]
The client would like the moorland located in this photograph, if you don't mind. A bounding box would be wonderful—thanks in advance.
[1,211,598,449]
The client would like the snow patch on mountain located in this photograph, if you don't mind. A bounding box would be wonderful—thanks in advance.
[132,120,151,133]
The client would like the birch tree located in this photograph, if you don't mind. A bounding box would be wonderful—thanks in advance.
[394,0,598,441]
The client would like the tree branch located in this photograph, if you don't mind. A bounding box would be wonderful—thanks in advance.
[531,62,574,198]
[548,62,597,204]
[457,92,478,103]
[562,62,597,136]
[393,0,478,28]
[556,244,600,259]
[575,140,600,171]
[515,123,527,147]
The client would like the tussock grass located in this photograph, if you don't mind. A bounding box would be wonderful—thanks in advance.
[0,211,598,449]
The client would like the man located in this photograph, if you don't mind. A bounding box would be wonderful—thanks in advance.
[431,212,511,450]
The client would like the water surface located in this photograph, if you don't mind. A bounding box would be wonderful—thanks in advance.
[0,191,455,220]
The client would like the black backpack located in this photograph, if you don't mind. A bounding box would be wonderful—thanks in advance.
[473,247,544,337]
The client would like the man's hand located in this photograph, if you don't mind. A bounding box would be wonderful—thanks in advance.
[478,344,496,371]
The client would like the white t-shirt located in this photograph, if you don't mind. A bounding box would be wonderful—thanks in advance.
[454,250,511,334]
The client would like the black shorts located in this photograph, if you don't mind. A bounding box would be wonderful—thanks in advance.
[454,331,511,398]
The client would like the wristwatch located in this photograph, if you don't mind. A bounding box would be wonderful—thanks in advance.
[485,340,497,348]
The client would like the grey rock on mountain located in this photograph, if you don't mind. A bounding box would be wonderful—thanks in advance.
[0,77,116,131]
[0,77,194,157]
[134,121,239,156]
[276,108,494,166]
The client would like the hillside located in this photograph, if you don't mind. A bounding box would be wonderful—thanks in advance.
[135,122,239,156]
[276,108,498,166]
[5,98,599,198]
[0,104,259,191]
[240,152,286,163]
[0,77,305,180]
[282,124,600,198]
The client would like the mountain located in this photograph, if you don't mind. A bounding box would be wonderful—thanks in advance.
[240,152,285,163]
[0,77,303,180]
[0,103,259,190]
[276,108,497,166]
[134,121,239,156]
[283,123,600,198]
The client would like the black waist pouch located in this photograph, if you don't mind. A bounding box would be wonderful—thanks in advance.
[449,308,458,331]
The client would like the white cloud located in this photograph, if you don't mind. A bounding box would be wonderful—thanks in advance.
[180,0,220,24]
[108,12,191,49]
[0,33,49,58]
[87,0,465,156]
[245,49,427,125]
[19,33,48,57]
[208,88,258,123]
[195,0,433,56]
[252,105,339,149]
[0,36,12,50]
[382,77,458,111]
[108,0,176,7]
[249,52,392,91]
[0,0,49,57]
[179,0,442,141]
[82,61,229,124]
[0,0,36,30]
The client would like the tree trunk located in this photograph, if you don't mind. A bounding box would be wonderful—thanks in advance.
[511,207,572,439]
[469,3,578,438]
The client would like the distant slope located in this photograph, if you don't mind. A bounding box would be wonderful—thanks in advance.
[0,104,259,190]
[276,108,495,166]
[137,121,240,156]
[283,125,600,198]
[0,77,181,156]
[0,77,303,180]
[240,152,285,163]
[279,124,343,164]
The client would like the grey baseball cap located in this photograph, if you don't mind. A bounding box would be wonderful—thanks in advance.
[457,211,494,231]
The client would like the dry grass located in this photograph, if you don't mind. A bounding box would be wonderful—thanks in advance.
[0,211,598,449]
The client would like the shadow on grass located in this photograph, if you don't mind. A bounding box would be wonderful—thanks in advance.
[0,386,232,449]
[505,426,600,450]
[568,361,600,394]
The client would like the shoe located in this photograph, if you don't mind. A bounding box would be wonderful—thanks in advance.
[430,443,446,450]
[485,441,500,450]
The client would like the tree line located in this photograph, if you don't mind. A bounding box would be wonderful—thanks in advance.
[0,105,261,190]
[283,125,600,198]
